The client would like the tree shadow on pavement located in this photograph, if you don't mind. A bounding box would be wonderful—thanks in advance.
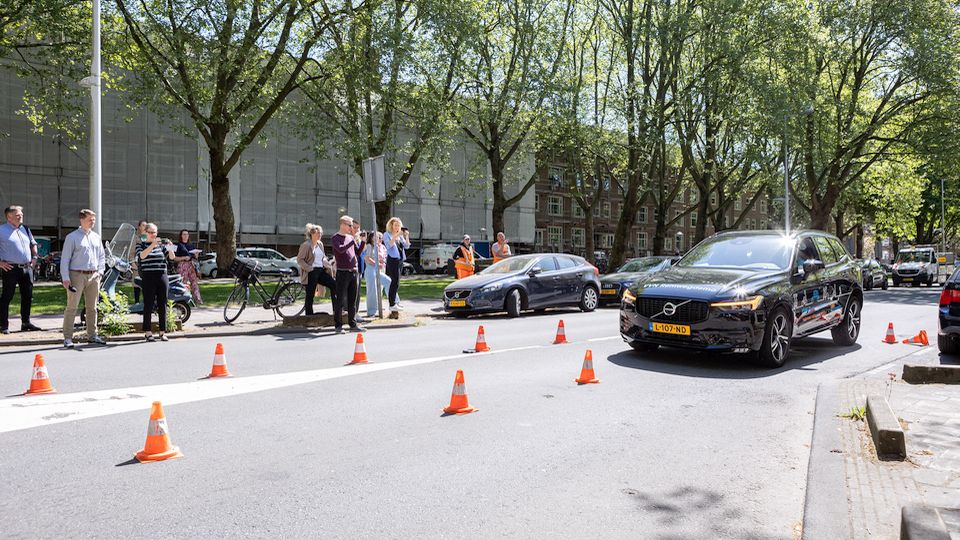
[864,288,941,306]
[607,337,861,379]
[620,485,770,539]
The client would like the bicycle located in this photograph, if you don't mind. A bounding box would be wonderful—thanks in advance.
[223,258,306,323]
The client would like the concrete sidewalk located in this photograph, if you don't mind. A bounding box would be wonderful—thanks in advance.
[804,348,960,539]
[0,299,442,347]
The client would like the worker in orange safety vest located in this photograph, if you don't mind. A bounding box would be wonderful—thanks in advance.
[453,235,475,279]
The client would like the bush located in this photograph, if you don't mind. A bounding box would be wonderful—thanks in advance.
[98,291,132,336]
[165,299,178,331]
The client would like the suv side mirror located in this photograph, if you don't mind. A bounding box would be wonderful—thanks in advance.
[802,259,825,275]
[527,266,542,277]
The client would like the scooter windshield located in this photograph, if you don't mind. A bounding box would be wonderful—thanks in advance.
[108,223,137,263]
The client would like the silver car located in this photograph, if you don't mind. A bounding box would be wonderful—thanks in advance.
[236,247,300,277]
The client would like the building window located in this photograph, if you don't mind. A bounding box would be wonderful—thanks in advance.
[573,204,585,218]
[665,237,673,251]
[653,207,660,221]
[535,193,540,212]
[689,190,698,204]
[548,167,564,190]
[735,197,742,211]
[637,207,647,224]
[760,219,767,229]
[710,193,717,206]
[675,234,683,251]
[674,209,683,228]
[548,195,563,216]
[602,175,611,191]
[751,218,757,230]
[548,226,562,248]
[637,231,647,250]
[602,202,611,218]
[592,205,600,217]
[572,228,585,247]
[760,198,767,214]
[691,211,698,227]
[535,229,544,246]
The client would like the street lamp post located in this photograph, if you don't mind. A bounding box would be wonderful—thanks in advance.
[783,106,814,235]
[79,0,103,236]
[941,177,946,254]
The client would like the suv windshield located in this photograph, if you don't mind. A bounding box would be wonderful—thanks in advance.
[481,255,536,274]
[617,257,668,273]
[895,250,933,264]
[678,235,795,270]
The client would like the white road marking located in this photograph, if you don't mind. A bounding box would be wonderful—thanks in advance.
[0,339,620,433]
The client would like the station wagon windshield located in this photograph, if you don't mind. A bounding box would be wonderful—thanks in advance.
[678,235,794,271]
[481,255,537,274]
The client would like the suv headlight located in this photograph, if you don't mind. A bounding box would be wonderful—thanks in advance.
[622,289,637,304]
[710,295,763,311]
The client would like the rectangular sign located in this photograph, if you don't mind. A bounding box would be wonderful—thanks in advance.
[362,155,386,202]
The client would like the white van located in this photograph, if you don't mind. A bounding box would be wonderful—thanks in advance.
[420,243,459,273]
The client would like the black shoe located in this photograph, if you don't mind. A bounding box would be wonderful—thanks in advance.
[1,328,8,335]
[21,323,42,332]
[349,324,366,332]
[146,334,156,342]
[335,326,344,334]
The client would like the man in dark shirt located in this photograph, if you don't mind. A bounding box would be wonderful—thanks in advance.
[331,215,365,333]
[351,219,366,320]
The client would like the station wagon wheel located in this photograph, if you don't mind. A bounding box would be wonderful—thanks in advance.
[505,289,522,318]
[579,286,599,312]
[831,297,861,346]
[756,306,792,368]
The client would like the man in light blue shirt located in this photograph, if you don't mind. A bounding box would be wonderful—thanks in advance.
[0,205,40,333]
[60,209,107,348]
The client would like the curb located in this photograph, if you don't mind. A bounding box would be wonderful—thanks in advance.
[901,504,951,540]
[801,382,851,540]
[0,321,419,348]
[902,363,960,384]
[865,395,906,459]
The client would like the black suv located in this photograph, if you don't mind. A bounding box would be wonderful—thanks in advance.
[938,268,960,355]
[620,230,863,367]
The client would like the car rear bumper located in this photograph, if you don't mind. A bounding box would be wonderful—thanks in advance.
[938,307,960,337]
[619,303,767,352]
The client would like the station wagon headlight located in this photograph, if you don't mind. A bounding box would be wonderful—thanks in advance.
[710,295,763,310]
[622,289,637,304]
[482,283,503,292]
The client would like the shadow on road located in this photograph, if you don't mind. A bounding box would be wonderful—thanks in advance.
[606,337,861,379]
[620,485,771,539]
[864,287,941,306]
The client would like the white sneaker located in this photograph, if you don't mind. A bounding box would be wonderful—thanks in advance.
[63,339,74,349]
[389,305,398,312]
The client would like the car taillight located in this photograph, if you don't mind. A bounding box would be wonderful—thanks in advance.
[591,265,599,276]
[939,288,960,306]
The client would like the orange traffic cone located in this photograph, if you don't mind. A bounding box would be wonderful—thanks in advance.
[554,320,568,344]
[25,354,56,395]
[575,349,600,384]
[463,325,490,353]
[882,323,897,344]
[442,370,477,414]
[134,401,183,463]
[206,343,231,378]
[349,333,369,364]
[903,330,929,346]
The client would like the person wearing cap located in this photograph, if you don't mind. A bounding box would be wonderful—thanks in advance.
[0,205,41,333]
[491,231,512,263]
[60,209,107,348]
[453,234,475,279]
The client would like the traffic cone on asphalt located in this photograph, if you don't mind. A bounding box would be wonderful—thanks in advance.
[903,330,929,346]
[134,401,183,463]
[25,354,56,395]
[575,349,600,384]
[442,370,477,415]
[349,334,369,364]
[882,323,897,344]
[205,343,231,378]
[554,320,568,344]
[463,325,490,353]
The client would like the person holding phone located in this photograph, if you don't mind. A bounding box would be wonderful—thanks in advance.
[127,220,147,303]
[296,223,337,316]
[382,217,409,313]
[60,209,106,348]
[174,229,203,304]
[136,223,177,341]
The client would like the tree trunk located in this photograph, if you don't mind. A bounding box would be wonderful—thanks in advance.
[695,193,709,242]
[374,200,391,231]
[585,211,596,263]
[608,188,638,269]
[833,211,844,239]
[855,225,864,258]
[209,151,237,274]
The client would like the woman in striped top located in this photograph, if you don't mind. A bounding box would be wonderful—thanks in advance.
[136,222,177,341]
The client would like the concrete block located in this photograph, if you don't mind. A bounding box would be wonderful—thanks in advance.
[280,313,334,328]
[866,395,906,459]
[902,364,960,384]
[900,504,951,540]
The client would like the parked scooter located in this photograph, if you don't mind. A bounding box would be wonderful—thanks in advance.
[80,223,193,325]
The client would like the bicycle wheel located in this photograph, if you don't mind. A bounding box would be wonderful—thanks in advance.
[274,281,306,318]
[223,282,249,323]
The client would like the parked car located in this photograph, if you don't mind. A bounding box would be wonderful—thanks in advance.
[599,256,674,305]
[236,247,300,277]
[421,243,459,273]
[858,258,889,291]
[443,253,601,317]
[620,230,863,367]
[199,252,218,277]
[402,261,416,275]
[938,268,960,355]
[892,246,940,287]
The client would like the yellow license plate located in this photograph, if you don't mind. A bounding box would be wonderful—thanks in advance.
[449,299,467,307]
[902,278,913,282]
[601,288,618,295]
[650,322,691,336]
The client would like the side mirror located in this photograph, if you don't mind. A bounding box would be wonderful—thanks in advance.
[527,266,543,277]
[802,259,825,276]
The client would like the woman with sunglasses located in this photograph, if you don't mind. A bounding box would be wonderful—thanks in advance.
[136,223,177,341]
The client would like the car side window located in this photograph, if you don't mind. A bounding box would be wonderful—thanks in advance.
[828,238,849,262]
[796,237,820,270]
[556,256,577,270]
[538,257,559,272]
[813,237,838,265]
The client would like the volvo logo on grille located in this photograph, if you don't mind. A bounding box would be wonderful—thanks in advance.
[663,302,677,316]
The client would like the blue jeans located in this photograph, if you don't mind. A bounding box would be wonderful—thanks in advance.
[364,265,396,316]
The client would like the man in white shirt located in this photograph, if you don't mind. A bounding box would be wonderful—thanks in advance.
[61,209,107,348]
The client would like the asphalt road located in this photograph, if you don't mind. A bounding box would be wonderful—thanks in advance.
[0,287,943,539]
